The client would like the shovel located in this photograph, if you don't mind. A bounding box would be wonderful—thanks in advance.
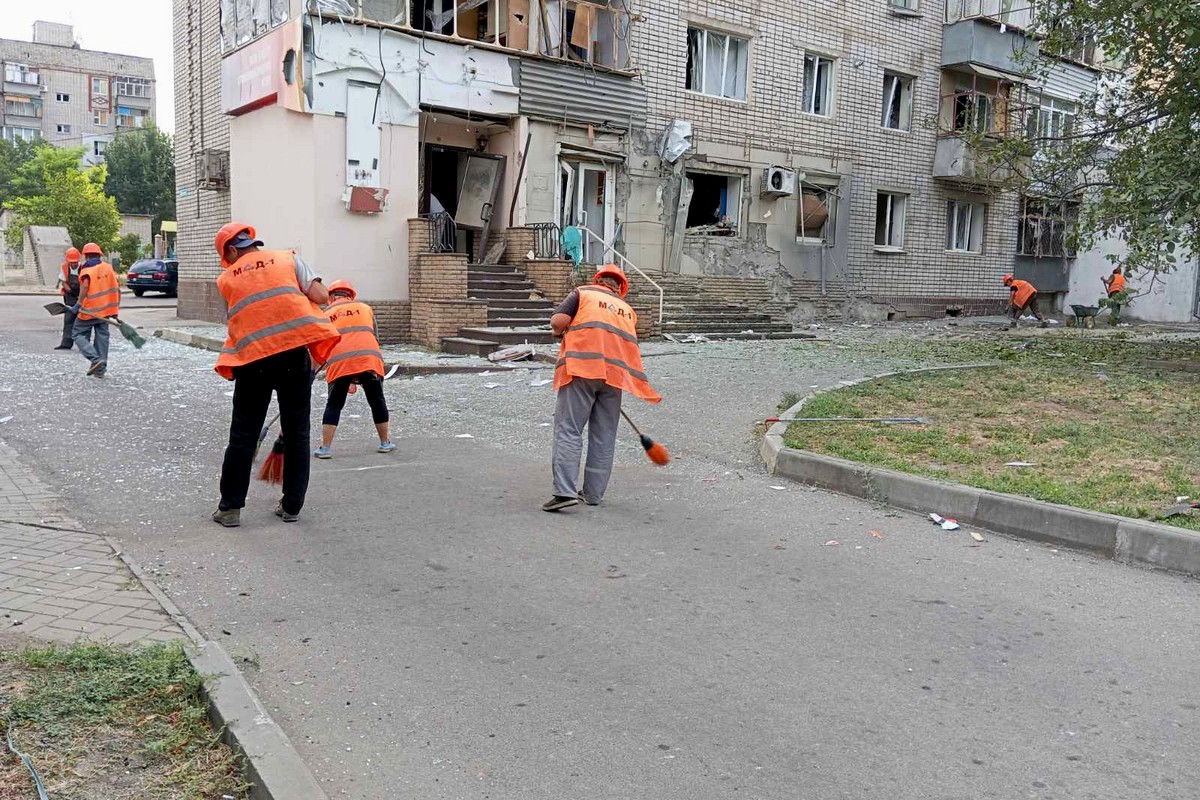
[44,302,146,349]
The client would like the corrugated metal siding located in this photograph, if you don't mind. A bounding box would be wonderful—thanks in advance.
[517,60,647,129]
[1039,61,1098,103]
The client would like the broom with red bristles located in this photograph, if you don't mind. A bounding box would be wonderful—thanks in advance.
[256,412,285,485]
[620,409,670,466]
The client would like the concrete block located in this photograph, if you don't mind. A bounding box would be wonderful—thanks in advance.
[974,492,1118,554]
[868,468,982,522]
[1115,520,1200,576]
[190,641,329,800]
[774,449,873,497]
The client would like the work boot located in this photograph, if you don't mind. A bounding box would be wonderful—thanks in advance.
[542,495,579,512]
[275,502,300,523]
[211,508,241,528]
[86,360,106,376]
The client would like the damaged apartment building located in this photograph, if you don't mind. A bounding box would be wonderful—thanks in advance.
[173,0,1109,342]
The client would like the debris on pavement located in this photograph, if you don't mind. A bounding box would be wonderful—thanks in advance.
[1005,461,1036,468]
[0,416,11,423]
[869,530,885,538]
[530,379,553,387]
[970,531,986,543]
[483,382,502,389]
[455,434,475,439]
[770,485,787,490]
[822,540,839,546]
[929,513,960,531]
[488,343,538,363]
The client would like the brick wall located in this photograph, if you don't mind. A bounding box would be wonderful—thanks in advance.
[525,259,575,304]
[408,217,477,347]
[875,295,1008,319]
[368,299,411,344]
[173,0,231,323]
[499,228,537,266]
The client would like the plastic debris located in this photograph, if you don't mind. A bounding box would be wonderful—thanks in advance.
[0,416,11,423]
[770,485,787,491]
[483,382,501,389]
[1005,461,1036,468]
[224,391,234,397]
[454,434,475,439]
[929,513,960,531]
[530,379,553,387]
[822,540,839,547]
[970,531,986,543]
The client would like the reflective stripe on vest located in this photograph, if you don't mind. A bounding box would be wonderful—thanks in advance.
[1108,274,1126,296]
[552,285,660,403]
[79,263,119,320]
[214,250,341,380]
[1011,280,1036,308]
[324,300,385,383]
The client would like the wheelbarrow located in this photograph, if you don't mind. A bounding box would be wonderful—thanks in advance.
[1068,304,1100,329]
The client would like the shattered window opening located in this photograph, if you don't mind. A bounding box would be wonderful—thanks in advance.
[685,171,742,235]
[946,199,985,253]
[797,182,837,244]
[875,191,907,249]
[685,28,749,101]
[1017,197,1079,258]
[881,72,912,131]
[802,54,834,117]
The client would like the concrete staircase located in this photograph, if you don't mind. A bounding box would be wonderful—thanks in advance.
[440,263,558,356]
[627,274,800,339]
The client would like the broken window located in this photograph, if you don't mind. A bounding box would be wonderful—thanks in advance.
[881,72,913,131]
[1017,197,1079,258]
[802,54,834,116]
[797,182,837,244]
[946,199,985,252]
[411,0,456,34]
[942,71,1013,136]
[685,172,741,235]
[1026,94,1076,143]
[874,192,907,249]
[890,0,918,10]
[685,28,749,101]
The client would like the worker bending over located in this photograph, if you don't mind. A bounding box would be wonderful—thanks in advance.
[211,223,340,527]
[1102,267,1127,325]
[71,243,120,377]
[1002,273,1048,329]
[545,264,660,512]
[314,279,395,459]
[54,247,81,351]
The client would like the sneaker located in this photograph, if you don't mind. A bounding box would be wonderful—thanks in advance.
[275,502,300,522]
[1039,320,1050,329]
[53,345,71,351]
[542,495,579,512]
[377,441,397,454]
[211,508,241,528]
[313,446,332,459]
[86,360,106,376]
[577,492,601,506]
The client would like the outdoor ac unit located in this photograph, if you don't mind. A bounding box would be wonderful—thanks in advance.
[762,166,797,198]
[197,149,230,191]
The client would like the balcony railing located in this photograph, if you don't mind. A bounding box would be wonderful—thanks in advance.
[945,0,1033,29]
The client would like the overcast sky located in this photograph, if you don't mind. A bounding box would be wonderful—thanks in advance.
[0,0,174,133]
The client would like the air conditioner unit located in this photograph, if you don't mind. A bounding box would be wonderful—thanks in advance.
[196,149,230,190]
[761,166,797,198]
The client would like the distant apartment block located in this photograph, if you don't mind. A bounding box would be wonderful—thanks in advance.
[0,21,155,165]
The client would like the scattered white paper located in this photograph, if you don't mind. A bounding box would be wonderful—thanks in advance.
[770,485,787,491]
[1005,461,1035,468]
[0,416,13,423]
[483,382,501,389]
[823,540,839,547]
[940,520,960,531]
[224,391,234,397]
[539,422,551,427]
[455,434,474,439]
[530,379,552,387]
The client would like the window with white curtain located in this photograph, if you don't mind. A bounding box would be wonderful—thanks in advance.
[881,72,913,130]
[802,54,835,116]
[946,200,986,253]
[686,28,749,101]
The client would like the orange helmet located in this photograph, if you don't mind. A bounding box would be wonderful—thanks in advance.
[328,279,357,301]
[65,247,80,262]
[214,222,262,266]
[1002,273,1015,286]
[594,263,629,298]
[81,242,103,256]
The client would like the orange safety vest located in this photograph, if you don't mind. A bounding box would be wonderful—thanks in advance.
[1010,279,1037,309]
[214,249,341,380]
[78,262,120,321]
[1107,273,1126,296]
[553,285,661,403]
[324,299,385,383]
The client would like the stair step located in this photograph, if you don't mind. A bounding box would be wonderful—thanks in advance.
[468,288,546,301]
[488,309,551,322]
[485,298,556,309]
[459,326,557,345]
[468,278,535,289]
[441,336,500,356]
[488,316,555,327]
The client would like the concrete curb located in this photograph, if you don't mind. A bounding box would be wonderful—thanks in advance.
[762,364,1200,577]
[154,327,224,352]
[108,539,329,800]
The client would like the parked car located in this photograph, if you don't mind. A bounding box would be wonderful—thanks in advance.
[126,259,178,297]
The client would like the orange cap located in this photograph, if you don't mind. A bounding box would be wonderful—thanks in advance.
[65,247,80,261]
[327,279,357,301]
[1002,273,1014,286]
[81,242,103,256]
[594,263,629,298]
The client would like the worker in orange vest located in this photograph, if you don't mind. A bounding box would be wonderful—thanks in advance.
[545,264,661,512]
[54,246,81,350]
[1102,267,1127,325]
[1002,274,1048,329]
[314,279,395,459]
[70,242,120,377]
[211,223,340,528]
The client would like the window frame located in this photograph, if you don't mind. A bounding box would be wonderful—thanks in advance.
[1017,196,1079,258]
[685,27,750,102]
[92,110,109,126]
[1026,94,1077,143]
[945,199,986,253]
[684,170,745,236]
[874,191,908,251]
[796,180,839,245]
[114,77,151,98]
[881,71,914,131]
[890,0,919,10]
[55,92,70,103]
[55,123,72,135]
[802,53,836,118]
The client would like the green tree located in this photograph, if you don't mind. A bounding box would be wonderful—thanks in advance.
[0,137,38,208]
[10,143,89,199]
[4,160,120,254]
[113,233,142,271]
[102,123,175,234]
[980,0,1200,275]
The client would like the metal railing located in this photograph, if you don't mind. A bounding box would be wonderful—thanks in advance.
[578,226,664,325]
[421,211,457,253]
[528,222,562,259]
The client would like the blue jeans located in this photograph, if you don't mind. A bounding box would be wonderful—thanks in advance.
[72,317,110,366]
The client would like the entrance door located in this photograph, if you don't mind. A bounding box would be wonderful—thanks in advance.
[455,153,506,257]
[557,160,614,262]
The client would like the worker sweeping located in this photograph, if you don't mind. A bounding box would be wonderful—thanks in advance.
[545,264,661,512]
[210,222,340,528]
[1002,274,1048,329]
[1102,267,1127,325]
[70,242,120,377]
[313,279,396,459]
[54,246,81,351]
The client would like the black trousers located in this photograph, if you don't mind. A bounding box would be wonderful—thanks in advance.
[219,347,313,515]
[59,292,78,347]
[322,372,389,426]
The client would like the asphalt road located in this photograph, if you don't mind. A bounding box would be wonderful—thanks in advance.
[0,294,1196,800]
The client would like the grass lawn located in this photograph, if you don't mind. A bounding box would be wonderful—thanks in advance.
[0,637,247,800]
[783,337,1200,529]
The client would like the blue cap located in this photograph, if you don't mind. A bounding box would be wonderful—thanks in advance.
[230,230,263,249]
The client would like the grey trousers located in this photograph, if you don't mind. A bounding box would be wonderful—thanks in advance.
[72,318,110,366]
[59,301,78,347]
[552,377,622,501]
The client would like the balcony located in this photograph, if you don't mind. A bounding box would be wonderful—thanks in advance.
[933,136,1014,186]
[3,97,44,122]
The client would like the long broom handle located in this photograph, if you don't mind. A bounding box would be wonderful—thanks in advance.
[619,408,642,437]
